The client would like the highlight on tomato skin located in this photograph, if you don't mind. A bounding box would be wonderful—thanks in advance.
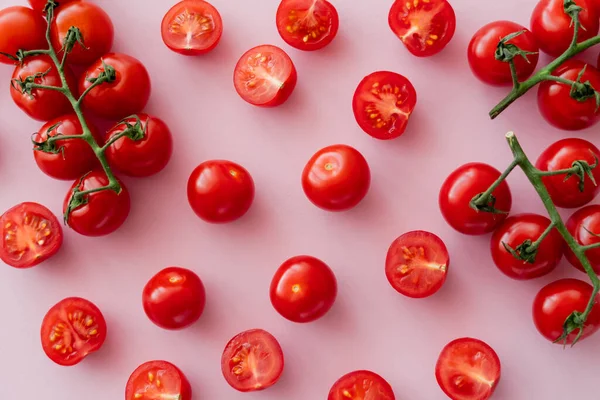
[276,0,340,51]
[328,370,396,400]
[125,360,192,400]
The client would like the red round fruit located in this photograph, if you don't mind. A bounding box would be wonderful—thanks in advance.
[0,6,46,64]
[126,360,192,400]
[276,0,339,51]
[565,205,600,274]
[0,202,62,269]
[29,0,79,13]
[328,370,396,400]
[270,255,337,323]
[221,329,284,392]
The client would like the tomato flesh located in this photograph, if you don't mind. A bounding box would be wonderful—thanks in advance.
[126,360,192,400]
[566,205,600,274]
[276,0,339,51]
[328,370,396,400]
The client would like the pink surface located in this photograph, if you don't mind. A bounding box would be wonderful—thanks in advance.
[0,0,599,399]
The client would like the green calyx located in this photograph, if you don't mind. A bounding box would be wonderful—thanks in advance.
[503,240,538,264]
[555,311,586,346]
[43,0,59,14]
[495,31,538,63]
[469,193,508,214]
[120,115,146,141]
[564,0,583,19]
[63,176,90,224]
[565,156,598,192]
[62,27,87,55]
[86,59,117,85]
[11,69,51,97]
[569,66,600,108]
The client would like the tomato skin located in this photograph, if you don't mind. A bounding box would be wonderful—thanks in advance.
[143,267,206,330]
[439,163,512,236]
[565,205,600,274]
[270,255,337,323]
[468,21,539,86]
[276,0,339,51]
[328,370,396,400]
[531,0,599,57]
[126,360,192,400]
[0,6,46,64]
[533,279,600,344]
[302,145,371,211]
[29,0,79,13]
[535,138,600,208]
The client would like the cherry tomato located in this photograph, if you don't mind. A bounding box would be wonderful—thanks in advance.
[388,0,456,57]
[352,71,417,140]
[565,205,600,274]
[385,230,449,298]
[535,138,600,208]
[187,160,255,223]
[63,170,131,237]
[270,255,337,323]
[79,53,151,120]
[143,267,206,330]
[126,360,192,400]
[105,114,173,177]
[221,329,284,392]
[0,6,46,64]
[29,0,79,13]
[40,297,107,366]
[10,56,76,121]
[468,21,539,85]
[594,0,600,15]
[436,338,501,400]
[276,0,339,51]
[0,202,62,269]
[537,60,600,130]
[302,144,371,211]
[439,163,512,235]
[531,0,599,57]
[328,370,396,400]
[533,279,600,344]
[51,2,114,65]
[161,0,223,55]
[233,45,297,107]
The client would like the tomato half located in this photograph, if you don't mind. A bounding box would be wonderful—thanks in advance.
[535,138,600,208]
[233,45,297,107]
[385,230,449,298]
[565,205,600,274]
[0,202,62,269]
[439,163,512,235]
[29,0,79,13]
[0,6,46,64]
[302,144,371,211]
[270,255,337,323]
[221,329,284,392]
[41,297,107,366]
[276,0,339,51]
[435,338,501,400]
[161,0,223,55]
[126,360,192,400]
[388,0,456,57]
[352,71,417,140]
[328,370,396,400]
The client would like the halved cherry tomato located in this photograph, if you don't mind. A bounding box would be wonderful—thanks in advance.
[435,338,501,400]
[0,6,46,64]
[221,329,284,392]
[0,202,62,269]
[385,230,449,298]
[328,370,396,400]
[29,0,79,13]
[388,0,456,57]
[40,297,107,366]
[233,45,297,107]
[352,71,417,140]
[161,0,223,55]
[276,0,339,51]
[565,205,600,274]
[126,360,192,400]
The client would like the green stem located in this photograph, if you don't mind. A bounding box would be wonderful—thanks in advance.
[529,222,557,251]
[538,166,580,176]
[472,159,519,207]
[47,134,87,143]
[101,130,129,152]
[582,242,600,252]
[28,83,66,93]
[76,79,105,106]
[541,75,577,85]
[509,60,520,89]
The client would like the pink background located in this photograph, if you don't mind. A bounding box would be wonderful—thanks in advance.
[1,0,599,398]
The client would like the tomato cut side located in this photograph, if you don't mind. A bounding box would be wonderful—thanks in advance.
[126,360,192,400]
[276,0,339,51]
[328,370,396,400]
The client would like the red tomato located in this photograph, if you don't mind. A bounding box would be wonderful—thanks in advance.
[79,53,151,120]
[221,329,284,392]
[0,6,46,64]
[565,205,600,274]
[40,297,107,366]
[594,0,600,15]
[468,21,539,85]
[0,202,62,269]
[63,170,131,236]
[385,230,449,298]
[143,267,206,330]
[29,0,79,13]
[105,114,173,177]
[352,71,417,140]
[302,144,371,211]
[276,0,339,51]
[535,138,600,208]
[531,0,598,57]
[233,45,297,107]
[388,0,456,57]
[533,279,600,344]
[187,160,255,223]
[11,56,76,121]
[436,338,501,400]
[126,360,192,400]
[270,255,337,323]
[439,163,512,235]
[537,60,600,130]
[491,214,564,280]
[328,370,396,400]
[161,0,223,55]
[51,2,114,65]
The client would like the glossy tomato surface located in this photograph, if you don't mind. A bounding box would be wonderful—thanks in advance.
[0,6,46,64]
[276,0,339,51]
[328,370,395,400]
[565,205,600,274]
[126,360,192,400]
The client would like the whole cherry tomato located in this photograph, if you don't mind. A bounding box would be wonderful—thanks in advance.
[468,21,539,85]
[29,0,79,13]
[0,6,46,64]
[126,361,192,400]
[535,138,600,208]
[439,163,512,235]
[276,0,339,51]
[328,370,395,400]
[565,205,600,274]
